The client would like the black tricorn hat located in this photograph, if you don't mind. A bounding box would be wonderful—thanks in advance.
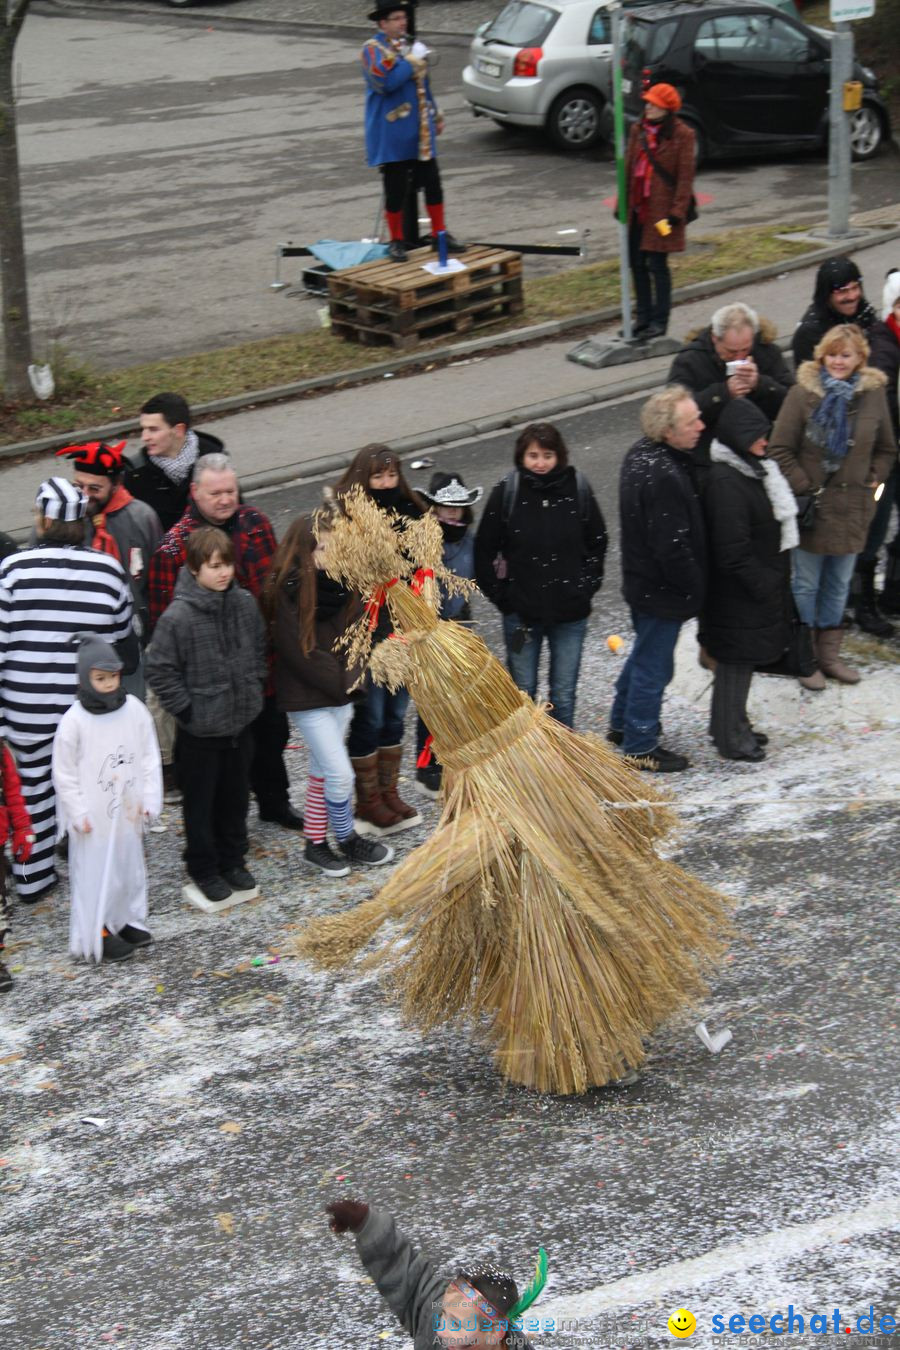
[368,0,413,22]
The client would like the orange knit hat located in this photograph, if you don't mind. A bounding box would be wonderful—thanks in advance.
[643,83,682,112]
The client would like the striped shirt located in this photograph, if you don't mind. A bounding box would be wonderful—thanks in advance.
[0,545,134,744]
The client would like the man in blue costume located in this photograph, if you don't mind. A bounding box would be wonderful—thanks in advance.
[361,1,462,262]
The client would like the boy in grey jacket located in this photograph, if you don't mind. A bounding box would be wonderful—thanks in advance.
[145,526,266,903]
[327,1200,541,1349]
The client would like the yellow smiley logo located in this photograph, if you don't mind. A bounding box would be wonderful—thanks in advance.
[668,1308,697,1338]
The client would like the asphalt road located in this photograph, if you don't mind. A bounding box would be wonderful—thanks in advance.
[3,396,898,1349]
[12,4,900,372]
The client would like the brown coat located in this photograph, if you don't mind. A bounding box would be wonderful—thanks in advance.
[768,362,896,556]
[624,116,696,253]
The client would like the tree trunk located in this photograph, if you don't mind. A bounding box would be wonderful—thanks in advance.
[0,9,33,402]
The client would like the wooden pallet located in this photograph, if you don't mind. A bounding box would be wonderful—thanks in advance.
[328,245,524,350]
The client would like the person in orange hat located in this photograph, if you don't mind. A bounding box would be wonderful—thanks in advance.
[624,83,696,339]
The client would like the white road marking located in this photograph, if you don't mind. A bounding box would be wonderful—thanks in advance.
[541,1195,900,1319]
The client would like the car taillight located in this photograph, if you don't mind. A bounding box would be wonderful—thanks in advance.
[641,66,652,90]
[514,47,543,78]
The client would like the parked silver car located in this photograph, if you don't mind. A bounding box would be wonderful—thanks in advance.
[462,0,802,151]
[463,0,615,150]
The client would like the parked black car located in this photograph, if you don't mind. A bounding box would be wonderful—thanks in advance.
[618,0,890,163]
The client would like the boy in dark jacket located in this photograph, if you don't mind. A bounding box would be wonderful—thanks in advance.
[327,1199,541,1349]
[145,526,266,903]
[610,386,706,772]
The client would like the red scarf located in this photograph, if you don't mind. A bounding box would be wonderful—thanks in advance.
[90,484,134,561]
[630,119,661,222]
[887,311,900,345]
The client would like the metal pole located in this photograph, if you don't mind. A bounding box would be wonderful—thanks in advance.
[827,22,853,239]
[610,2,632,340]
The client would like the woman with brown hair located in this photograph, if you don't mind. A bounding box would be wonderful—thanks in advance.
[332,445,424,834]
[769,323,895,687]
[264,510,394,876]
[624,83,696,339]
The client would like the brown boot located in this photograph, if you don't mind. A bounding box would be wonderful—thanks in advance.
[815,626,861,684]
[350,753,403,837]
[377,745,422,831]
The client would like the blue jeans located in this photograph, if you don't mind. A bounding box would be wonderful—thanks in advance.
[791,549,857,628]
[347,677,410,758]
[502,613,587,729]
[289,705,354,800]
[609,611,683,755]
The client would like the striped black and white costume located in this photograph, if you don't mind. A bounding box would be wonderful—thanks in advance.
[0,545,134,898]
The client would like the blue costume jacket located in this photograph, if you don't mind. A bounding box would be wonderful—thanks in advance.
[361,32,438,167]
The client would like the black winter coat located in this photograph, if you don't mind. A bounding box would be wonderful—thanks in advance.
[619,437,706,620]
[699,451,792,666]
[667,324,794,459]
[124,430,225,532]
[868,320,900,439]
[474,465,607,624]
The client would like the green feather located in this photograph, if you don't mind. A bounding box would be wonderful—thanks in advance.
[507,1247,548,1321]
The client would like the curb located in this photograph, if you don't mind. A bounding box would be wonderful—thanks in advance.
[4,222,899,478]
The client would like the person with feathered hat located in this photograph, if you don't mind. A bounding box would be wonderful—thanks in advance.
[327,1199,545,1348]
[361,1,462,262]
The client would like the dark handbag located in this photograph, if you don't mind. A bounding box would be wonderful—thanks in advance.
[641,134,698,223]
[756,602,816,679]
[794,492,819,532]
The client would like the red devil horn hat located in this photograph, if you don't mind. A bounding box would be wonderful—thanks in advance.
[55,441,127,476]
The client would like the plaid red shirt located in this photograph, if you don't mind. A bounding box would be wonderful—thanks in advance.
[148,501,277,632]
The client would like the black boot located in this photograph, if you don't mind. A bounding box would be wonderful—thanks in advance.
[880,552,900,617]
[853,559,895,637]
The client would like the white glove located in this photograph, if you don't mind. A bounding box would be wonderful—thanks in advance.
[411,40,430,60]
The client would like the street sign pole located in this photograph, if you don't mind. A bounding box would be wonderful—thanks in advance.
[827,20,854,239]
[610,1,632,340]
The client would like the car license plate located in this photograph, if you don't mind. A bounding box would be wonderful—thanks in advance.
[477,58,502,77]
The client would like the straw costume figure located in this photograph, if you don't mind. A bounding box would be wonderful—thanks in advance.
[297,488,732,1095]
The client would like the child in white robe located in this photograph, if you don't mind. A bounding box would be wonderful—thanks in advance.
[52,634,163,963]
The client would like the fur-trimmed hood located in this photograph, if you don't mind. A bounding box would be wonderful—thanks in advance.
[796,361,887,398]
[683,316,779,345]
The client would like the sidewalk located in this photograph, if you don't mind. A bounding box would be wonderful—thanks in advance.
[46,0,499,39]
[2,232,898,534]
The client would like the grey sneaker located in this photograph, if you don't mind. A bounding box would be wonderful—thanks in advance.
[304,840,350,877]
[338,832,395,866]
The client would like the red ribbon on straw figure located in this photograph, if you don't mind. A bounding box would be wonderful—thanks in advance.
[416,735,434,769]
[411,567,434,596]
[365,578,398,630]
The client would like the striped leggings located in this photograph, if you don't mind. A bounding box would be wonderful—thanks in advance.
[6,738,57,900]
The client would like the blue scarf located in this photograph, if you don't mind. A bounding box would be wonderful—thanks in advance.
[806,371,858,467]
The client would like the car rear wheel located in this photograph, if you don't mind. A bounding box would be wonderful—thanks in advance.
[849,104,883,161]
[547,88,604,152]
